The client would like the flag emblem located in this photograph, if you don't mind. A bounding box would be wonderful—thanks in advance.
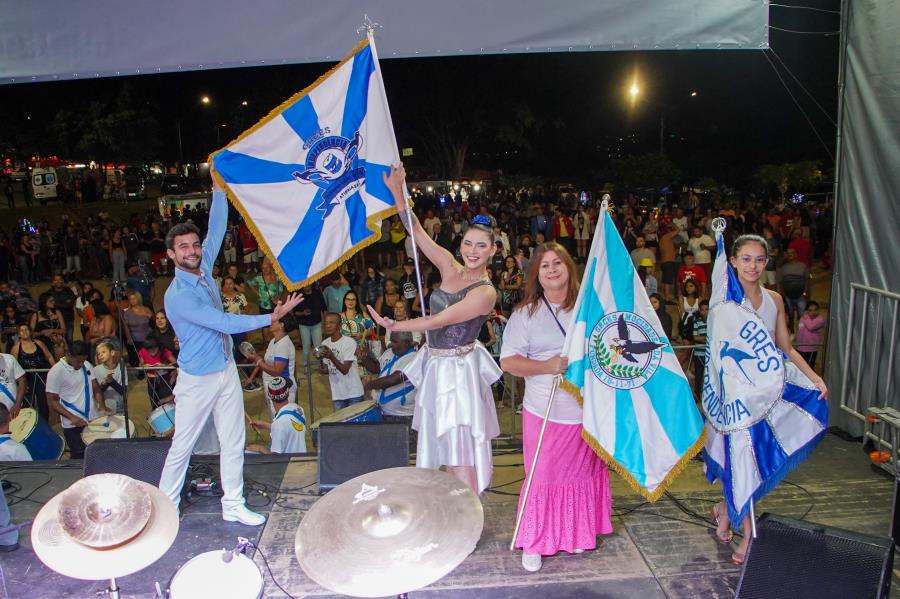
[589,312,666,389]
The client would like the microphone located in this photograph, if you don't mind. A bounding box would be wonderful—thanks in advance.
[220,536,251,563]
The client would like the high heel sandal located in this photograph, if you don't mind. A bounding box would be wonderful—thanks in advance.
[710,504,733,544]
[731,550,746,566]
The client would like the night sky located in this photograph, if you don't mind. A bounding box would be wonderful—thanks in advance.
[0,1,840,185]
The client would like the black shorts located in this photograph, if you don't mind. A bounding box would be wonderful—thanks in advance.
[661,262,677,285]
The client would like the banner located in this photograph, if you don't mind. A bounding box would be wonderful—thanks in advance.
[211,38,399,289]
[562,201,704,501]
[702,225,828,524]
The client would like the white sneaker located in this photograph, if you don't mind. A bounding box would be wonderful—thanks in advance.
[222,505,267,526]
[572,549,584,554]
[521,552,542,572]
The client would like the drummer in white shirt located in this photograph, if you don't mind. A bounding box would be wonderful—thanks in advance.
[0,404,31,461]
[246,377,307,454]
[0,353,25,419]
[358,332,417,421]
[318,313,364,411]
[45,341,108,459]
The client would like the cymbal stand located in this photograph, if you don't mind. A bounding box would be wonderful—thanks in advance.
[100,577,121,599]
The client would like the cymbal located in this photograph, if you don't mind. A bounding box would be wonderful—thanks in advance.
[32,477,179,580]
[57,473,152,548]
[295,467,483,597]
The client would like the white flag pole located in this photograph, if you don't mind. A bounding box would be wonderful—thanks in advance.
[510,374,561,551]
[364,19,430,342]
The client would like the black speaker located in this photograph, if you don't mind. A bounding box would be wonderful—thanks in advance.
[736,513,894,599]
[317,422,410,490]
[83,437,172,486]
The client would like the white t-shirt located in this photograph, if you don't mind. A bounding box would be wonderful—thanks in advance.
[321,336,364,401]
[46,359,98,429]
[372,349,417,417]
[500,301,582,424]
[688,234,715,264]
[672,216,689,234]
[263,335,297,415]
[0,434,32,461]
[423,216,441,238]
[92,361,128,413]
[0,353,25,410]
[270,402,307,454]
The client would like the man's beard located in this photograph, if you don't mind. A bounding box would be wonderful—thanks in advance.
[175,255,200,270]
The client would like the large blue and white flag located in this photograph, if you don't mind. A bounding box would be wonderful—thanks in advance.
[211,39,399,289]
[702,224,828,524]
[562,201,705,501]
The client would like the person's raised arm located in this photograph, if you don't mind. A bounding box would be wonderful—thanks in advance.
[384,164,457,278]
[367,285,495,333]
[202,174,229,271]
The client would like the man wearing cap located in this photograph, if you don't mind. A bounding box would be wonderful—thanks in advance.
[247,377,307,454]
[158,175,302,526]
[398,258,422,317]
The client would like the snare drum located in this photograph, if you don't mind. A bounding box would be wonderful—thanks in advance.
[148,403,176,437]
[168,550,263,599]
[309,399,382,446]
[9,408,65,460]
[81,415,134,445]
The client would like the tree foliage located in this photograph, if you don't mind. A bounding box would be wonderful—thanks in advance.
[606,153,681,191]
[755,161,823,198]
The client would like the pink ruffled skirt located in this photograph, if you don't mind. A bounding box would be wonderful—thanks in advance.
[515,409,614,555]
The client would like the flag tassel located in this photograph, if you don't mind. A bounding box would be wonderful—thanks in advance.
[510,374,561,551]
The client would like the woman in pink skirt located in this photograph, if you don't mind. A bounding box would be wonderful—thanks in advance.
[500,242,614,572]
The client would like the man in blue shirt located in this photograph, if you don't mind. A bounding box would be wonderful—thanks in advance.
[158,176,301,526]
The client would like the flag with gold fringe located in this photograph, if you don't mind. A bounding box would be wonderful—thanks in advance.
[561,200,705,500]
[210,38,399,290]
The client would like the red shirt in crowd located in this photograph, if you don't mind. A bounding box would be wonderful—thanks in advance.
[677,265,708,288]
[788,237,814,268]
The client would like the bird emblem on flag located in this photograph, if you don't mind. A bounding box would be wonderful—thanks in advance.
[210,38,400,289]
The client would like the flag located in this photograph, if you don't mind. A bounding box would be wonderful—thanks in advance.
[702,225,828,524]
[561,201,705,501]
[211,38,399,289]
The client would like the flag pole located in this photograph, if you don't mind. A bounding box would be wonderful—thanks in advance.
[510,374,561,551]
[364,18,430,343]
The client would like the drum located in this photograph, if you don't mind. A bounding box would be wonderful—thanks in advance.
[148,403,176,437]
[309,399,382,446]
[168,550,263,599]
[81,415,134,445]
[9,408,65,460]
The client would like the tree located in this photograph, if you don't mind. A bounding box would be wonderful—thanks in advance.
[755,161,823,199]
[605,153,681,192]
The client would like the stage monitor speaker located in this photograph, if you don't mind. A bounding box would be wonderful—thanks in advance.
[736,513,893,599]
[83,437,172,486]
[317,422,409,490]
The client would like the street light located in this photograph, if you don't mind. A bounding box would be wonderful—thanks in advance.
[201,95,211,105]
[241,100,248,106]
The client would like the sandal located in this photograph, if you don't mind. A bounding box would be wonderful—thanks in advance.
[731,550,746,566]
[710,504,733,544]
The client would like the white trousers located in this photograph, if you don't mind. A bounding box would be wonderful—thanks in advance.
[159,361,246,510]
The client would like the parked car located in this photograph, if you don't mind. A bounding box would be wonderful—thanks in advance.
[161,173,188,195]
[124,166,147,200]
[31,167,58,204]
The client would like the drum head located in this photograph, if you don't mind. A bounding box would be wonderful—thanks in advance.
[10,407,38,442]
[170,551,263,599]
[311,399,377,429]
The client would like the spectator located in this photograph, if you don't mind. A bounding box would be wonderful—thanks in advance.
[294,284,326,373]
[46,341,106,459]
[122,290,154,368]
[638,262,658,296]
[74,281,94,341]
[318,312,364,411]
[385,299,422,348]
[63,226,82,276]
[246,258,285,316]
[762,227,780,290]
[11,323,55,421]
[677,254,709,299]
[685,299,710,399]
[378,279,402,322]
[238,220,259,273]
[499,256,524,313]
[323,273,351,314]
[221,275,249,358]
[125,261,154,308]
[788,228,814,269]
[550,208,575,256]
[245,315,298,417]
[222,226,238,264]
[225,263,246,294]
[31,293,67,359]
[49,275,76,346]
[360,266,385,310]
[86,299,117,349]
[389,215,407,268]
[796,301,826,368]
[630,235,656,271]
[246,377,306,454]
[148,310,179,358]
[138,337,176,409]
[422,209,441,238]
[109,228,127,283]
[340,291,373,347]
[433,222,455,253]
[687,226,715,279]
[777,247,810,331]
[650,293,673,339]
[1,305,21,352]
[658,223,679,303]
[92,340,127,414]
[398,258,422,317]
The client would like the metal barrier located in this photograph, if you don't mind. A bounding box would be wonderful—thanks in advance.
[838,283,900,464]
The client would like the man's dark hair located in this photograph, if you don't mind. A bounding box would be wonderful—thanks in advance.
[165,222,202,250]
[280,313,298,333]
[69,341,89,358]
[807,300,820,310]
[699,299,710,308]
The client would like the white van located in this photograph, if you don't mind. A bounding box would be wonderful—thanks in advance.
[31,167,58,203]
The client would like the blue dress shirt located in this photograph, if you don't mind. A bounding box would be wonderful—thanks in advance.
[165,191,271,375]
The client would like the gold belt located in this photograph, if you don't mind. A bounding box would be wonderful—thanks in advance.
[427,342,476,357]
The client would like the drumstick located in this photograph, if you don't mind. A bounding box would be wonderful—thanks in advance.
[245,411,258,429]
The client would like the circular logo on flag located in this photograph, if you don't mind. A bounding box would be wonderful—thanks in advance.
[703,302,785,433]
[588,311,666,390]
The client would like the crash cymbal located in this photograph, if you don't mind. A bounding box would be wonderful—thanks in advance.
[32,477,178,580]
[57,473,152,548]
[295,467,483,598]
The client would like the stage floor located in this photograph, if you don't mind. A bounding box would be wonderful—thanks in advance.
[2,434,897,598]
